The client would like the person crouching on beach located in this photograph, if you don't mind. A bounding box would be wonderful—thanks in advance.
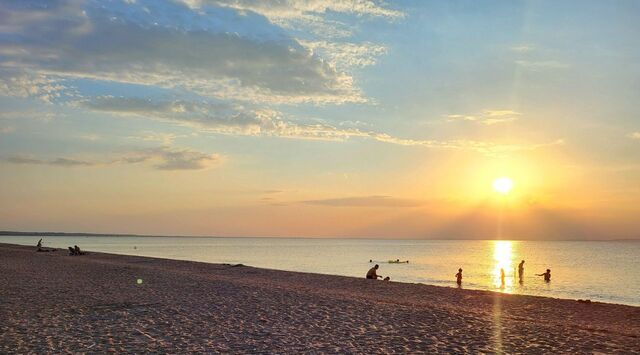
[455,268,463,285]
[366,264,382,279]
[537,269,551,282]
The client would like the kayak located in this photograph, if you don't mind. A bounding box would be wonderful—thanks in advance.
[388,260,409,264]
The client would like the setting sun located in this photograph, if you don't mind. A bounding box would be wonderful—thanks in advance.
[493,177,514,194]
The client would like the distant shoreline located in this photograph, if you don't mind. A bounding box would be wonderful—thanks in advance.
[1,231,638,241]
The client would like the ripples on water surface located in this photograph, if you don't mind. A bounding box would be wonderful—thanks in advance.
[2,236,639,306]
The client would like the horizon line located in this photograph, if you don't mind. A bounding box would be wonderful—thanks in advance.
[1,230,638,242]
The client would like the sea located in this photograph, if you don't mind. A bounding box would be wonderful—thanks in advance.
[2,235,639,307]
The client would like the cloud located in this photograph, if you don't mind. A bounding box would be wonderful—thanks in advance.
[301,195,423,207]
[82,96,560,155]
[4,146,221,171]
[629,132,640,140]
[183,0,403,37]
[447,109,521,125]
[299,40,387,69]
[510,44,535,53]
[515,60,569,70]
[482,110,520,117]
[6,156,94,167]
[127,132,187,145]
[0,109,57,122]
[0,0,367,105]
[81,96,367,139]
[140,147,221,170]
[370,135,565,156]
[0,72,69,103]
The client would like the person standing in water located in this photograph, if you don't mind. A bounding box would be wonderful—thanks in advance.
[455,268,463,285]
[518,260,525,282]
[500,268,506,286]
[537,269,551,282]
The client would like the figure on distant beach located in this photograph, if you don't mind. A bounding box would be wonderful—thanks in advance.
[69,245,86,256]
[518,260,525,281]
[455,268,463,285]
[537,269,551,282]
[500,268,506,286]
[36,239,42,248]
[366,264,382,279]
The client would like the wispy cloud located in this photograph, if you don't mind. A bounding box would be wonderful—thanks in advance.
[0,73,70,103]
[447,109,521,125]
[515,60,569,70]
[630,132,640,140]
[6,156,94,167]
[510,44,535,53]
[0,109,57,123]
[80,96,559,155]
[301,195,423,207]
[299,40,387,69]
[4,146,222,171]
[184,0,404,38]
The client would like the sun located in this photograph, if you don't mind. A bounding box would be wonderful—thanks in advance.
[493,177,514,194]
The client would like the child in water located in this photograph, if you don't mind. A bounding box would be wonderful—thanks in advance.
[455,268,463,285]
[537,269,551,282]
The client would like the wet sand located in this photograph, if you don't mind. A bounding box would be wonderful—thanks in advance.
[1,243,639,353]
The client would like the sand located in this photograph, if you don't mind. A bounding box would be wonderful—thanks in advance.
[1,243,639,354]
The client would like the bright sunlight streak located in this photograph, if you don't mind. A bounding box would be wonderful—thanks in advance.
[493,241,513,290]
[492,177,514,195]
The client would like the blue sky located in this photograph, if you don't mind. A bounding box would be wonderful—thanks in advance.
[1,0,639,239]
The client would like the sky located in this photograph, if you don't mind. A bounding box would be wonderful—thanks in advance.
[1,0,639,239]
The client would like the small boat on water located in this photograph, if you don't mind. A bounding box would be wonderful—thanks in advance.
[388,260,409,264]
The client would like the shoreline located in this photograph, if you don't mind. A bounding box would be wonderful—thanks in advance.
[3,238,638,307]
[1,242,639,352]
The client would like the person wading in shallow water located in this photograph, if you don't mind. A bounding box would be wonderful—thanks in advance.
[366,264,383,279]
[455,268,463,285]
[518,260,525,282]
[537,269,551,282]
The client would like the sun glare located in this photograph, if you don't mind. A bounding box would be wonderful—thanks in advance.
[492,177,513,194]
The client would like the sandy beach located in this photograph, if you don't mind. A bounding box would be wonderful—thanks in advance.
[1,243,638,353]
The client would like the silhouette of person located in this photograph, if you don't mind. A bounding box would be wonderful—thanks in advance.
[500,268,506,286]
[455,268,463,285]
[366,264,382,279]
[518,260,525,281]
[537,269,551,282]
[74,245,84,255]
[37,239,42,248]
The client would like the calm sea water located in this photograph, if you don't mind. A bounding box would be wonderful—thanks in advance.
[2,235,639,306]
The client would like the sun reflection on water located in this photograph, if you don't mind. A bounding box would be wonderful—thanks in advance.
[492,241,514,292]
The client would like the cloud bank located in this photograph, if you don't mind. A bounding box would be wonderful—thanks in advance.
[5,146,221,171]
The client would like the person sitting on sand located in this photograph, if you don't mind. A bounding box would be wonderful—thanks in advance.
[366,264,382,279]
[74,245,85,256]
[537,269,551,282]
[455,268,463,285]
